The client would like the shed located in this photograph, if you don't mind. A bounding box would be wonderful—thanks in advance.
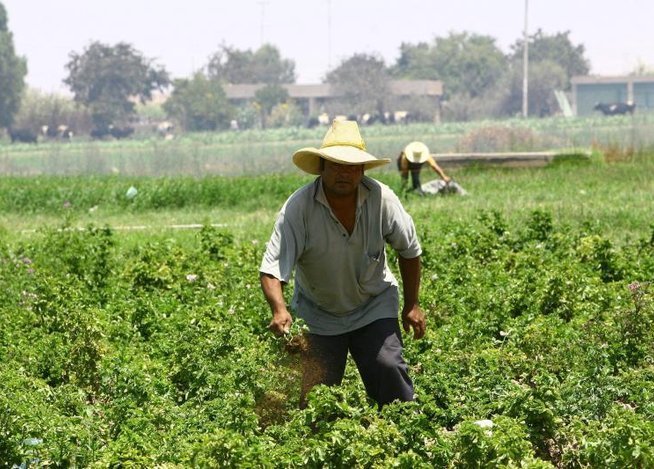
[223,80,443,122]
[571,75,654,116]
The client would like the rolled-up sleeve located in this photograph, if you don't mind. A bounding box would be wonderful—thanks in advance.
[260,202,304,283]
[382,191,422,259]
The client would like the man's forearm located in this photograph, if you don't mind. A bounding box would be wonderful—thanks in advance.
[260,272,293,335]
[398,255,421,307]
[260,272,287,313]
[428,158,449,180]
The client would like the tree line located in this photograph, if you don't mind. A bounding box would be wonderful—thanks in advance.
[0,1,630,139]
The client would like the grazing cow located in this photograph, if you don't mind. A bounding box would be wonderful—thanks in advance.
[59,126,74,140]
[91,125,134,140]
[110,126,134,139]
[42,125,57,138]
[593,102,636,116]
[156,121,175,136]
[8,128,38,144]
[393,110,410,124]
[90,126,112,139]
[42,124,74,140]
[359,112,383,125]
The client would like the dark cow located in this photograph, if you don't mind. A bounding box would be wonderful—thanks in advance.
[90,125,134,140]
[306,117,320,128]
[110,126,134,139]
[593,102,636,116]
[42,125,59,138]
[8,128,38,144]
[90,126,112,139]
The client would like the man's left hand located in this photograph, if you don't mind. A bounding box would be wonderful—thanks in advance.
[401,305,426,339]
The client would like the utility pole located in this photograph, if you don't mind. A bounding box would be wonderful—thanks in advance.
[258,1,269,46]
[522,0,529,118]
[327,0,332,69]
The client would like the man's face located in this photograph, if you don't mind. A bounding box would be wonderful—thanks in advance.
[320,160,364,197]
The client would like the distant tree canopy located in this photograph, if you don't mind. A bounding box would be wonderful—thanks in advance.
[163,72,233,131]
[502,30,590,117]
[393,32,506,99]
[0,1,27,129]
[510,29,590,90]
[500,59,567,118]
[392,32,507,121]
[392,29,590,119]
[254,83,289,128]
[206,44,296,84]
[325,53,390,116]
[64,41,170,128]
[14,88,93,133]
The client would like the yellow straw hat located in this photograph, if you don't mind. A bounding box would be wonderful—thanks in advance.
[293,120,390,175]
[403,141,431,164]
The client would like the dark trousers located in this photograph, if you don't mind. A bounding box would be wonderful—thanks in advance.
[300,318,414,408]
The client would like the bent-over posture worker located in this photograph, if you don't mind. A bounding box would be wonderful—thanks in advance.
[397,141,450,195]
[260,119,426,408]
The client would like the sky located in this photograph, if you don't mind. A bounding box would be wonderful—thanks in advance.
[3,0,653,94]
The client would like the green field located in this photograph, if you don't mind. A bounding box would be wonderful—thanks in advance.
[1,120,653,466]
[1,114,653,177]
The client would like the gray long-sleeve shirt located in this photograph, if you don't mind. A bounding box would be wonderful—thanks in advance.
[260,175,422,335]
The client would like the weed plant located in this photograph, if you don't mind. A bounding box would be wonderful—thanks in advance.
[0,144,652,466]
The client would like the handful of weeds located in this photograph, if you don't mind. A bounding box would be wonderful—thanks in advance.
[282,318,309,354]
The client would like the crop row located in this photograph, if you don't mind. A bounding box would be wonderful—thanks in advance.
[1,115,652,177]
[1,207,652,466]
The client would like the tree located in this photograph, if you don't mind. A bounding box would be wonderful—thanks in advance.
[254,84,289,128]
[325,53,390,116]
[268,101,305,128]
[163,72,233,131]
[392,32,507,100]
[509,29,590,90]
[393,42,435,80]
[14,88,93,134]
[0,2,27,129]
[503,30,589,117]
[64,41,169,128]
[499,60,567,117]
[206,43,295,84]
[392,32,508,121]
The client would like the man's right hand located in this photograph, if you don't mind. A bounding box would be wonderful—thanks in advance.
[260,273,293,336]
[268,309,293,336]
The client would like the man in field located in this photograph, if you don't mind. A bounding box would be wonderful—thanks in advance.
[259,119,426,408]
[397,141,453,195]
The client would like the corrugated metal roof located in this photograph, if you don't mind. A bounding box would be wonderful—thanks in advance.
[571,75,654,84]
[223,80,443,99]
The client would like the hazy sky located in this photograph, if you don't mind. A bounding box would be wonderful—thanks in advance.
[3,0,653,94]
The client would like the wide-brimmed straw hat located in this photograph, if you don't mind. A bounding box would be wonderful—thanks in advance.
[293,120,390,175]
[403,141,431,164]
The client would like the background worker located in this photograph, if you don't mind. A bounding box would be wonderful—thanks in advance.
[397,141,451,195]
[260,119,426,409]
